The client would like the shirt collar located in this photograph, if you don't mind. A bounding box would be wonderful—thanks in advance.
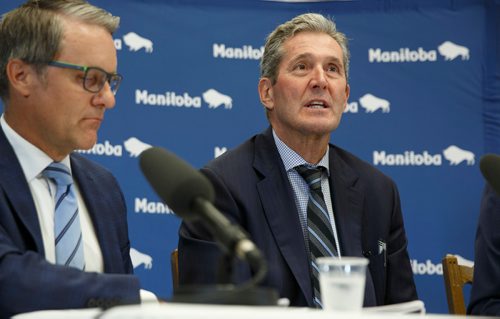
[1,114,72,182]
[272,128,330,175]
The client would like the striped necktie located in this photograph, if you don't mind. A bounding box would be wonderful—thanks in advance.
[43,162,85,270]
[295,165,338,308]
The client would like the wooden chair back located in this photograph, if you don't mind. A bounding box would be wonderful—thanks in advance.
[442,254,474,314]
[171,248,179,292]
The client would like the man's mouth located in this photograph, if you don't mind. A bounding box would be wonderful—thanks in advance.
[305,100,328,109]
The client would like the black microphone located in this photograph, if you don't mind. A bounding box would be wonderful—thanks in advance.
[480,154,500,196]
[139,147,266,281]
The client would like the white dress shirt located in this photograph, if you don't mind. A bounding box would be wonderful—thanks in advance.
[0,115,104,271]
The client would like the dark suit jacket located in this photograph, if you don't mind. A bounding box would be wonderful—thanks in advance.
[0,127,140,318]
[468,183,500,316]
[179,127,417,307]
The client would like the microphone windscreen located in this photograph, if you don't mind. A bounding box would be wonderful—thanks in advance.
[139,147,215,220]
[480,154,500,196]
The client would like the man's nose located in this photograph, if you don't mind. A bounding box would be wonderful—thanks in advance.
[310,66,328,90]
[93,82,116,109]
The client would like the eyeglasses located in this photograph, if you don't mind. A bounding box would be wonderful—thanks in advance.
[47,61,123,95]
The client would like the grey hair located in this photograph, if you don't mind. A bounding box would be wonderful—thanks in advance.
[0,0,120,102]
[260,13,350,85]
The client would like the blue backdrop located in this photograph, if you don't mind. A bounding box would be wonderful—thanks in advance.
[1,0,499,314]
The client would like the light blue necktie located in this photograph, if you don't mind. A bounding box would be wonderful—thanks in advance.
[43,162,85,270]
[296,165,338,308]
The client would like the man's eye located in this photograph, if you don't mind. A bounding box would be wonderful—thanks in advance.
[328,65,339,73]
[294,63,306,70]
[84,72,101,87]
[85,76,98,85]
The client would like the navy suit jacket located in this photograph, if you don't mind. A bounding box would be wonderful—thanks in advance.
[179,127,417,307]
[468,183,500,316]
[0,127,140,318]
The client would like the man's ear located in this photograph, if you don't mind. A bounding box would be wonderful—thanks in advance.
[342,83,350,112]
[258,77,274,111]
[6,59,36,97]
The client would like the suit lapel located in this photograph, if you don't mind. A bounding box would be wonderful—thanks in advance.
[70,155,120,272]
[0,127,45,254]
[329,147,364,257]
[254,128,313,306]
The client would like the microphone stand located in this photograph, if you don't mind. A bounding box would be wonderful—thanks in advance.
[215,243,269,291]
[171,252,278,306]
[171,203,278,305]
[216,253,234,285]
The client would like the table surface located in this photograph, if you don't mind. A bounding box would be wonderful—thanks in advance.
[13,301,483,319]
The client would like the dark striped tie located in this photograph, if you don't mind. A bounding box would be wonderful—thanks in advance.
[43,162,85,270]
[296,165,337,308]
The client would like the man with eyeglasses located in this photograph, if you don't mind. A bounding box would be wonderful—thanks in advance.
[0,1,155,317]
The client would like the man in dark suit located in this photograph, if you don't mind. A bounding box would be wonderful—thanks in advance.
[0,1,153,317]
[468,183,500,316]
[179,13,417,308]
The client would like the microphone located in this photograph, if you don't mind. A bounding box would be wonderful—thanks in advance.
[139,147,266,281]
[480,154,500,196]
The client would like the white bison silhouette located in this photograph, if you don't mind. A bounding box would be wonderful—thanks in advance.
[124,137,152,157]
[123,32,153,53]
[359,94,390,113]
[443,145,475,165]
[130,248,153,269]
[438,41,469,61]
[202,89,233,109]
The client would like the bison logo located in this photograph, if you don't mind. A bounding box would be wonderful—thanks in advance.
[124,137,152,157]
[123,32,153,53]
[130,248,153,270]
[202,89,233,109]
[359,94,390,113]
[443,145,475,165]
[438,41,469,61]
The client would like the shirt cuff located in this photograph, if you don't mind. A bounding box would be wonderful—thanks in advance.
[140,289,159,304]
